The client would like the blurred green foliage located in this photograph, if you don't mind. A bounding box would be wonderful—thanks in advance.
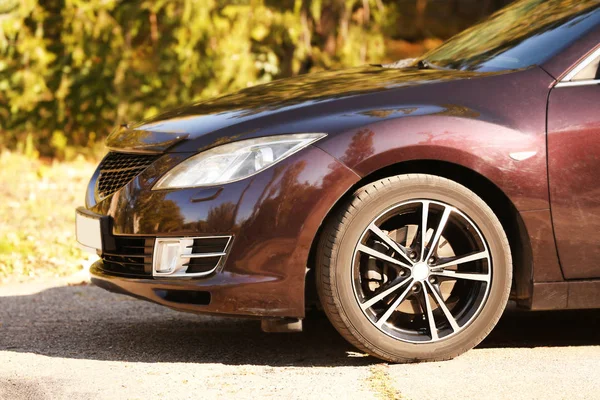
[0,0,510,158]
[0,150,96,282]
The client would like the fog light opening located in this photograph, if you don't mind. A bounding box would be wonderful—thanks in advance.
[153,238,194,276]
[155,241,182,273]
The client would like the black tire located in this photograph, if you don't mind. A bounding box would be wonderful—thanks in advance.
[316,174,512,363]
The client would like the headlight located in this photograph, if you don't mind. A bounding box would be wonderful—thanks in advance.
[153,133,326,189]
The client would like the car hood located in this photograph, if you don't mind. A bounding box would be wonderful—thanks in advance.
[106,65,485,153]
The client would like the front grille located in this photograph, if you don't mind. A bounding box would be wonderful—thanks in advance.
[96,152,159,198]
[101,236,154,277]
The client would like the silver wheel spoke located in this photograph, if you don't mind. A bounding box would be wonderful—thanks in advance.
[426,281,460,332]
[361,278,412,310]
[431,250,489,271]
[422,284,439,341]
[420,201,429,262]
[375,281,414,328]
[352,199,493,344]
[424,205,452,262]
[357,244,412,269]
[431,270,490,282]
[368,223,414,266]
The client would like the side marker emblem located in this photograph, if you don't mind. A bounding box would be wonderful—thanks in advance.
[509,151,537,161]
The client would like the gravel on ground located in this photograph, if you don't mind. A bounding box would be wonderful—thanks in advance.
[0,277,598,400]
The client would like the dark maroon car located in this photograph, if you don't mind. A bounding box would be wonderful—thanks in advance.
[76,0,600,362]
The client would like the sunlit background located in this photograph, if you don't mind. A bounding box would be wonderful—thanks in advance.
[0,0,514,282]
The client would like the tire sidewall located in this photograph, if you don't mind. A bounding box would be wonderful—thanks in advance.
[330,177,511,361]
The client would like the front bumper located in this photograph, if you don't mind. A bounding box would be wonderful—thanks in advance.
[86,145,360,318]
[90,261,290,317]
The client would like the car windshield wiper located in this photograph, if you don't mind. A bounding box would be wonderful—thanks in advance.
[417,59,455,71]
[378,58,417,69]
[380,58,455,71]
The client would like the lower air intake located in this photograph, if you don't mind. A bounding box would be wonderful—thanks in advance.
[101,236,154,277]
[153,236,233,277]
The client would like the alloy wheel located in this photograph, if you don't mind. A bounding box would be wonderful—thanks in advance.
[351,199,492,343]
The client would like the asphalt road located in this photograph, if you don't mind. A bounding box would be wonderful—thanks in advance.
[0,277,599,400]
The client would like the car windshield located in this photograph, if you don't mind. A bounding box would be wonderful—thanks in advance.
[418,0,600,72]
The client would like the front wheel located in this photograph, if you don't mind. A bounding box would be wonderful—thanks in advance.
[316,174,512,362]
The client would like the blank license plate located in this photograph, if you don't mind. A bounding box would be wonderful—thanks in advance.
[76,210,103,251]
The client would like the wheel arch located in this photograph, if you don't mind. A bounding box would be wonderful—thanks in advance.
[306,159,533,310]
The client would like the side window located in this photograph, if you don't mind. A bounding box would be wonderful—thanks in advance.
[572,54,600,81]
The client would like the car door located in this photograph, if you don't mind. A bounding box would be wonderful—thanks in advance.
[547,47,600,279]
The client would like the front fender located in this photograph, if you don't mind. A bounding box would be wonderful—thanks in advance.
[317,111,549,212]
